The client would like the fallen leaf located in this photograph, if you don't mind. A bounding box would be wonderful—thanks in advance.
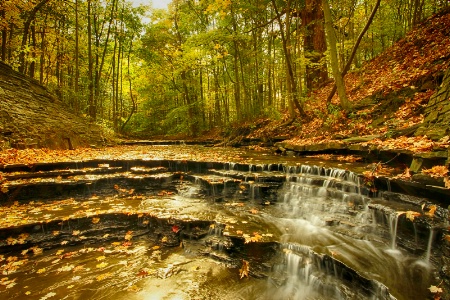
[58,264,75,272]
[422,166,449,177]
[96,272,112,281]
[239,260,249,279]
[92,217,100,224]
[172,225,180,233]
[429,285,443,293]
[39,292,56,300]
[405,211,421,221]
[426,205,437,217]
[124,231,133,241]
[96,262,108,268]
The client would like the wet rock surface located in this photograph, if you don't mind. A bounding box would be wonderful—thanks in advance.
[0,61,105,150]
[0,153,447,299]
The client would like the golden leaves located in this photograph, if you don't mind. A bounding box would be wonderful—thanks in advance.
[57,264,75,272]
[96,262,108,268]
[243,232,263,244]
[92,217,100,224]
[394,167,411,180]
[405,211,421,221]
[124,231,133,241]
[426,205,437,217]
[445,177,450,189]
[96,272,112,281]
[429,283,443,300]
[422,166,449,178]
[239,260,249,279]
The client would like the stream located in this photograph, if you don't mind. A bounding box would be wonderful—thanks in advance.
[0,145,446,299]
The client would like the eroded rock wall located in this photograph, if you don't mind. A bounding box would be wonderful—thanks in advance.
[0,61,105,149]
[416,68,450,140]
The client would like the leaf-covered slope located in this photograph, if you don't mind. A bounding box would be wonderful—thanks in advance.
[251,8,450,150]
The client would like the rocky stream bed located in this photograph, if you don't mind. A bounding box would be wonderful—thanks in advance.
[0,145,448,300]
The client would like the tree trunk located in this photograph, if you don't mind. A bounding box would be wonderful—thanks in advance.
[75,0,80,113]
[1,10,6,61]
[29,24,36,78]
[271,0,307,119]
[322,0,351,110]
[326,0,381,103]
[302,0,328,90]
[18,0,50,73]
[39,26,45,84]
[87,0,95,120]
[95,0,117,120]
[120,40,137,133]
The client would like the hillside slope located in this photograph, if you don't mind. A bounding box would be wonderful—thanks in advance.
[249,8,450,152]
[0,62,106,150]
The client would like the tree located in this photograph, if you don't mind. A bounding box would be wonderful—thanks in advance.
[18,0,51,74]
[326,0,381,104]
[322,0,351,110]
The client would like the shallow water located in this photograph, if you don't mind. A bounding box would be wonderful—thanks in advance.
[0,146,444,300]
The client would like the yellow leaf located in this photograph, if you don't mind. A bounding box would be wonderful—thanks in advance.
[36,268,46,274]
[58,264,74,272]
[92,218,100,224]
[426,205,437,217]
[96,262,108,268]
[405,211,421,221]
[124,231,133,241]
[429,285,443,293]
[422,166,449,177]
[239,260,249,279]
[25,291,31,295]
[96,272,112,281]
[161,236,168,243]
[96,256,106,261]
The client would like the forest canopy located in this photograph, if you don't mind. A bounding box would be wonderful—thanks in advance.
[0,0,447,137]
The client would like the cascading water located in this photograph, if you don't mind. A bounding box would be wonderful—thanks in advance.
[0,155,444,300]
[263,164,438,300]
